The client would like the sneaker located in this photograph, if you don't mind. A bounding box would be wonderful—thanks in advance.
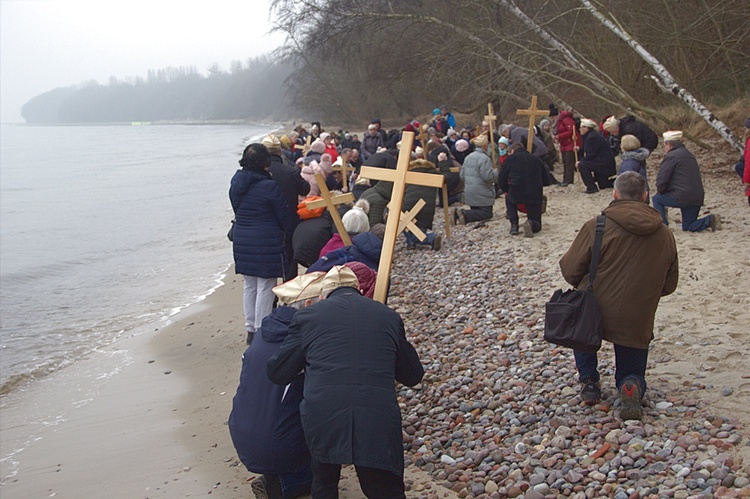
[251,476,269,499]
[246,331,255,345]
[619,381,643,421]
[584,187,599,194]
[522,220,534,238]
[708,214,722,231]
[581,382,601,405]
[431,233,442,251]
[510,224,519,236]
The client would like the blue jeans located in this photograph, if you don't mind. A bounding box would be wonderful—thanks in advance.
[574,344,648,395]
[404,230,436,247]
[651,193,710,232]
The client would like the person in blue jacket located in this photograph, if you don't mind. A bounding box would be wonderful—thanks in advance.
[229,272,327,499]
[230,143,291,344]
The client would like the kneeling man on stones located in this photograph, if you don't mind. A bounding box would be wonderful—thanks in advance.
[267,266,424,497]
[497,143,546,237]
[559,171,678,420]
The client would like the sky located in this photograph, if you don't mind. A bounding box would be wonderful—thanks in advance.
[0,0,287,123]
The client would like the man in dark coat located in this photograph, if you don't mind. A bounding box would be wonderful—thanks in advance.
[267,266,424,498]
[603,115,659,154]
[498,144,546,237]
[359,149,398,227]
[652,130,721,232]
[229,272,328,499]
[577,118,616,193]
[402,158,445,250]
[265,135,311,278]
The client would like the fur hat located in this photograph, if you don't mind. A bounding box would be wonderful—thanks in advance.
[273,272,327,305]
[663,130,683,141]
[580,118,598,129]
[342,199,370,233]
[603,116,619,133]
[620,134,641,152]
[320,265,359,297]
[311,139,326,154]
[472,134,488,147]
[455,139,470,152]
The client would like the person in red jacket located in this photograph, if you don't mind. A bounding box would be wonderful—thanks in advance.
[554,110,582,186]
[736,117,750,205]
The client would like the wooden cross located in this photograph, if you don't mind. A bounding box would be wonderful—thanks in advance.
[516,95,550,153]
[484,103,498,166]
[384,198,427,242]
[415,126,429,151]
[331,158,356,191]
[359,131,444,303]
[305,173,355,246]
[294,135,312,157]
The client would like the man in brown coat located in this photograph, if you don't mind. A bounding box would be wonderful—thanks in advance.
[559,171,679,420]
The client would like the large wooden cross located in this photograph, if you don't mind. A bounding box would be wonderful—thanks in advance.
[516,95,549,153]
[305,173,355,246]
[331,158,356,191]
[359,131,444,303]
[484,103,498,166]
[294,135,312,157]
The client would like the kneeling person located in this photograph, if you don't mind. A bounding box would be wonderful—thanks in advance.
[498,143,546,237]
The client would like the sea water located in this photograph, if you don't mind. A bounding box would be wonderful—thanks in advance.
[0,123,275,393]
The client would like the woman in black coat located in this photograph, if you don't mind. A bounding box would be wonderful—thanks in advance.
[577,118,616,193]
[229,143,290,344]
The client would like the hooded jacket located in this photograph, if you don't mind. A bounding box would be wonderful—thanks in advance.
[228,306,309,475]
[656,142,705,206]
[497,148,545,205]
[460,147,496,207]
[579,129,616,174]
[555,111,581,152]
[229,168,290,278]
[560,200,678,349]
[618,148,650,188]
[306,231,383,273]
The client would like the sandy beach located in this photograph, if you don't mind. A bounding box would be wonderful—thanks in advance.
[1,138,748,498]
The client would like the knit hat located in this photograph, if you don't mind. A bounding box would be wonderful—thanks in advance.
[343,262,377,299]
[498,136,510,146]
[319,132,331,141]
[548,103,559,117]
[320,265,360,297]
[433,108,441,116]
[455,139,470,152]
[539,118,551,128]
[319,153,333,175]
[603,116,619,133]
[446,128,457,137]
[310,139,326,154]
[273,272,327,305]
[342,199,370,233]
[663,130,683,141]
[580,118,598,129]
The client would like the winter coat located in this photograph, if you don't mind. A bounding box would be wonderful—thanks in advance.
[293,214,334,268]
[555,111,581,152]
[656,142,705,206]
[618,148,650,190]
[306,231,383,273]
[267,287,424,476]
[403,159,442,230]
[509,126,548,158]
[560,200,679,349]
[579,130,616,174]
[361,132,385,161]
[269,153,311,230]
[460,148,496,207]
[228,306,309,474]
[497,149,545,205]
[619,115,659,153]
[229,168,290,278]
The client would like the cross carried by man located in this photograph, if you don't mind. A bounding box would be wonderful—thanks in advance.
[331,159,356,191]
[294,135,312,157]
[359,131,444,303]
[305,174,355,246]
[516,95,550,153]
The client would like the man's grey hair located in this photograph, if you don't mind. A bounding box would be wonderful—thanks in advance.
[288,296,320,310]
[664,140,682,148]
[614,171,647,201]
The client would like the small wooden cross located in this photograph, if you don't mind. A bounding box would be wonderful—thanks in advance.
[394,198,427,241]
[294,135,312,157]
[516,95,550,153]
[415,126,429,151]
[359,131,444,303]
[484,103,498,166]
[331,158,356,191]
[306,173,355,246]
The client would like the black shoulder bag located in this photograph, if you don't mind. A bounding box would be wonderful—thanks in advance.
[544,215,605,353]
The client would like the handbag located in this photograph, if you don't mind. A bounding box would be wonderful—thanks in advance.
[544,215,605,353]
[227,219,235,242]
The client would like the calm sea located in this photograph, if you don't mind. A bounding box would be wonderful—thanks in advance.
[0,123,274,393]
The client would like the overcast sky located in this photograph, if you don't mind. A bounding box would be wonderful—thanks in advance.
[0,0,286,123]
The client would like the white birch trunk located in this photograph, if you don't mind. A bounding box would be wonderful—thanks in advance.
[579,0,743,152]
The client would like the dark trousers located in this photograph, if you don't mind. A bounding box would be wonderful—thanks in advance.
[579,163,614,190]
[651,193,710,232]
[463,205,492,223]
[561,150,576,184]
[505,197,542,232]
[311,459,405,499]
[574,344,649,395]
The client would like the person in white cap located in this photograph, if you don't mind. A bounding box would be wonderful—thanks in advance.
[229,272,328,499]
[267,266,423,497]
[653,131,721,232]
[577,118,617,193]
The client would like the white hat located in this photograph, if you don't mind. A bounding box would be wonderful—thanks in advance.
[273,272,327,305]
[580,118,597,129]
[663,130,683,141]
[602,116,619,133]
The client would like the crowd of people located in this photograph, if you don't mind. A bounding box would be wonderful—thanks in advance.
[227,106,745,498]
